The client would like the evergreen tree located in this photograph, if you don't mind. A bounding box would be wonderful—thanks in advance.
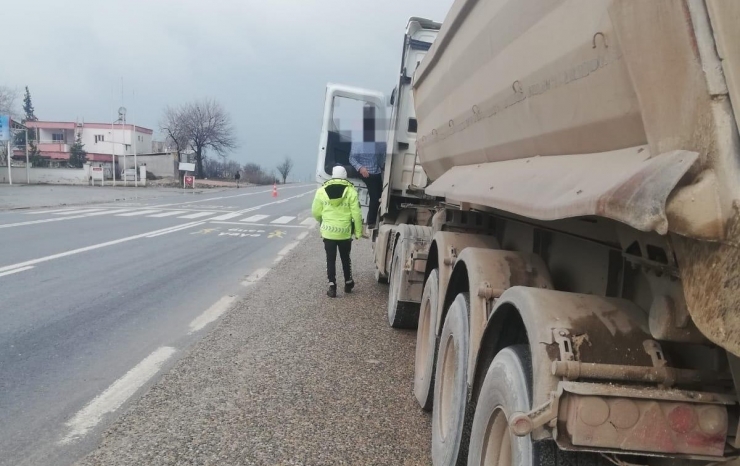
[23,86,37,122]
[17,86,40,162]
[68,132,87,168]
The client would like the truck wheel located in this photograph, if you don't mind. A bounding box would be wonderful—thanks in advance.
[432,293,471,466]
[415,268,439,411]
[468,345,610,466]
[375,267,388,285]
[467,345,534,466]
[387,238,418,328]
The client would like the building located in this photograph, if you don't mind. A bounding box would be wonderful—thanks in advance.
[17,120,154,168]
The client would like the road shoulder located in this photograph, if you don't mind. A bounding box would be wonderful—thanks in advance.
[76,232,431,465]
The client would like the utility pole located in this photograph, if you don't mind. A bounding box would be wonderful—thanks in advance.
[133,91,137,187]
[6,139,11,185]
[25,128,29,184]
[111,121,116,186]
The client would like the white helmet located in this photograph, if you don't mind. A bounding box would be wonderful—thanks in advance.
[332,165,348,180]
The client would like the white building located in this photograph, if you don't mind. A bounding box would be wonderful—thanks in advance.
[22,120,154,167]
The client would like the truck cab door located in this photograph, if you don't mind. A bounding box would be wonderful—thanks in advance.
[316,84,386,219]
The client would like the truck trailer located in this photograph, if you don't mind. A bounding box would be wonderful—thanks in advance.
[316,1,740,464]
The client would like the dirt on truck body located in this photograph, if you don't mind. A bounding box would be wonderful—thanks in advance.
[317,1,740,465]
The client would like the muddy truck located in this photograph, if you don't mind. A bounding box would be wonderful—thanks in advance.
[316,1,740,465]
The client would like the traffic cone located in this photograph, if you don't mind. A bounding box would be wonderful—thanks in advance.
[272,183,278,198]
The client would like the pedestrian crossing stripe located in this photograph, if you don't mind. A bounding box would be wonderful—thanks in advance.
[24,208,315,227]
[178,211,215,219]
[270,216,296,224]
[209,212,243,221]
[148,211,188,218]
[240,214,269,222]
[117,209,161,217]
[54,209,106,215]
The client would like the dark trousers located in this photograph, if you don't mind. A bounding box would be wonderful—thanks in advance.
[365,173,383,226]
[324,239,352,284]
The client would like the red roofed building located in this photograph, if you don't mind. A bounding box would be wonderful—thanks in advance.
[16,121,154,167]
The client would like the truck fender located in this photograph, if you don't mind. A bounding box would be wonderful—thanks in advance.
[374,224,395,279]
[388,224,433,304]
[447,248,553,389]
[472,287,651,440]
[425,232,499,333]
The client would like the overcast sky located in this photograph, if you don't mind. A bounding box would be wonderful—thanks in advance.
[3,0,454,180]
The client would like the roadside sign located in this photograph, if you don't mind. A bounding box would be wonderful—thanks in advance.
[91,166,105,186]
[179,162,196,172]
[184,175,195,188]
[0,115,9,141]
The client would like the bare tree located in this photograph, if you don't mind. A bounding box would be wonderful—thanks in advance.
[160,99,237,178]
[0,86,19,118]
[160,105,190,164]
[276,156,294,184]
[0,86,19,165]
[184,99,237,178]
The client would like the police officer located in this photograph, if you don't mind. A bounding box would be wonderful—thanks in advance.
[312,166,363,297]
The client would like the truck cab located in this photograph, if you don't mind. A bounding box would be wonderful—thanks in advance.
[315,18,442,223]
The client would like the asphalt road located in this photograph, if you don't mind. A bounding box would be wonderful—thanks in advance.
[77,232,431,466]
[0,184,318,466]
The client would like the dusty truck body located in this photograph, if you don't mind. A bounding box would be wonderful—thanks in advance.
[317,1,740,465]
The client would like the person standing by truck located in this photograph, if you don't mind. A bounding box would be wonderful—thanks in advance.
[349,104,386,230]
[312,165,363,298]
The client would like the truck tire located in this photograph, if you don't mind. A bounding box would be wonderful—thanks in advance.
[468,345,610,466]
[415,268,439,411]
[375,267,388,285]
[387,225,432,328]
[432,293,471,466]
[467,345,534,466]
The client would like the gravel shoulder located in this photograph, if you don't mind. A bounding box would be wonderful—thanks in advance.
[76,232,432,465]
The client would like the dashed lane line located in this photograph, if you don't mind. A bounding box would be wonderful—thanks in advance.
[59,346,177,445]
[188,296,237,334]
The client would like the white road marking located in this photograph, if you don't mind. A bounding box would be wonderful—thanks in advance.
[230,190,316,215]
[116,209,161,217]
[296,231,309,241]
[188,296,237,334]
[208,212,243,221]
[211,221,306,229]
[0,266,34,278]
[81,208,135,217]
[300,218,318,227]
[59,346,177,445]
[0,214,102,229]
[147,210,188,218]
[240,214,269,223]
[271,216,296,224]
[145,222,205,238]
[241,268,271,287]
[152,184,315,207]
[53,209,106,215]
[178,211,215,219]
[274,241,300,264]
[0,221,205,274]
[25,208,78,215]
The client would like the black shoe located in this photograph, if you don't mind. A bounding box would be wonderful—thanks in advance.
[344,280,355,293]
[327,283,337,298]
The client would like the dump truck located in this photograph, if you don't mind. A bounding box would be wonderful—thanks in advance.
[316,1,740,464]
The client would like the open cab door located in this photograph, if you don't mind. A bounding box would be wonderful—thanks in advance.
[316,84,386,221]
